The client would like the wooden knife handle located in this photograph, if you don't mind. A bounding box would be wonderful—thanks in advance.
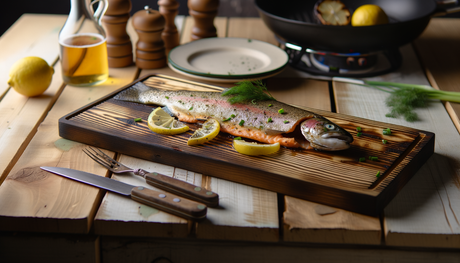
[130,186,207,221]
[144,172,219,207]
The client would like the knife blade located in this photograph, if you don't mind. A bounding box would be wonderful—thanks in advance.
[40,166,207,221]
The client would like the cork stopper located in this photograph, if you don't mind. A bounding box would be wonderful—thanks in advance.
[132,6,165,32]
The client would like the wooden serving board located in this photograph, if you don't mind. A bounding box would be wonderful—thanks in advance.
[58,74,434,216]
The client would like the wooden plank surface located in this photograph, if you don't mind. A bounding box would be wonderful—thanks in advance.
[0,15,67,184]
[413,18,460,133]
[0,43,139,235]
[334,44,460,248]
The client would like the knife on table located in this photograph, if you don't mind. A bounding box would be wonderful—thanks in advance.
[40,166,207,221]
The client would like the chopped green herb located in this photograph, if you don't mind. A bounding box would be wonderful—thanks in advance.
[283,120,289,124]
[251,99,257,105]
[324,127,328,132]
[356,127,362,132]
[134,118,142,122]
[222,80,275,104]
[234,137,242,140]
[222,117,231,122]
[359,157,366,162]
[267,117,273,123]
[231,114,236,118]
[382,139,388,144]
[248,39,252,42]
[239,120,245,126]
[165,96,169,99]
[189,106,193,110]
[383,128,392,135]
[268,104,273,107]
[376,171,381,178]
[278,108,285,114]
[357,132,362,137]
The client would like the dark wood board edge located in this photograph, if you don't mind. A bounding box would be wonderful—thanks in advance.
[57,73,436,216]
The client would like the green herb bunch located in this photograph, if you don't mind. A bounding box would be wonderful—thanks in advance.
[364,81,460,122]
[222,80,276,104]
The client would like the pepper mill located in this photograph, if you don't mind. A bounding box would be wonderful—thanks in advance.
[102,0,134,68]
[158,0,180,55]
[188,0,219,41]
[132,6,167,69]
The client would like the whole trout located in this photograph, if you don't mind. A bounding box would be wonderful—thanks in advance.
[114,82,353,151]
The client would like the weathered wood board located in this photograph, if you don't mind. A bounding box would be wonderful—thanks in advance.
[58,73,434,216]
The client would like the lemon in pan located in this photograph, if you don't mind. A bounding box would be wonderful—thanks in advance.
[351,5,389,26]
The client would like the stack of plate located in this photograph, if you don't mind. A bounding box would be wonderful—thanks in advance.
[168,38,289,83]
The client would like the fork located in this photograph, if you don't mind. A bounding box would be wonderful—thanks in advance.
[83,147,219,207]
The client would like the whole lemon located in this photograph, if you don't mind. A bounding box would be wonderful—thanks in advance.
[8,56,54,97]
[351,4,389,26]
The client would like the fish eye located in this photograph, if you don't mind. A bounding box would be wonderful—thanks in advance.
[324,124,335,130]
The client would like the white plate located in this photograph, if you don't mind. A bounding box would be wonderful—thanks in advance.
[168,63,285,83]
[168,38,289,79]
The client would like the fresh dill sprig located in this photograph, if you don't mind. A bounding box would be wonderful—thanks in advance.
[363,80,460,122]
[222,80,276,104]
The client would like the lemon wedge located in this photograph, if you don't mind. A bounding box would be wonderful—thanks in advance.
[351,5,389,26]
[188,119,220,146]
[233,139,280,156]
[147,107,189,135]
[8,56,54,97]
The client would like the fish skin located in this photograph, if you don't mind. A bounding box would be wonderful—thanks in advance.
[114,82,353,151]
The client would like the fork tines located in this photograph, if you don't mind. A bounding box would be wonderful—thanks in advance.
[83,147,119,169]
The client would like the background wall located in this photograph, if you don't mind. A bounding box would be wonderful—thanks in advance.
[0,0,258,37]
[1,0,459,37]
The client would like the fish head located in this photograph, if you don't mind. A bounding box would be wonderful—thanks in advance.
[300,117,353,151]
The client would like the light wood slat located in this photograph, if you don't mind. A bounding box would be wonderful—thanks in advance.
[227,17,278,46]
[0,14,64,97]
[94,154,189,238]
[283,197,381,244]
[0,52,139,233]
[101,236,460,263]
[334,44,460,248]
[412,18,460,133]
[269,78,382,244]
[0,15,67,184]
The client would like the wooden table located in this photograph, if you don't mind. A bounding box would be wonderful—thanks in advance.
[1,14,460,263]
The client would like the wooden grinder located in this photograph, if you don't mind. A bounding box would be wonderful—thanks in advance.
[132,6,167,69]
[102,0,134,68]
[158,0,180,55]
[188,0,219,41]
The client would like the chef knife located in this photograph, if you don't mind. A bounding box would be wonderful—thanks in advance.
[40,166,207,221]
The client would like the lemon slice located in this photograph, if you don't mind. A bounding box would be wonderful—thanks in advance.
[315,0,351,26]
[187,119,220,146]
[147,107,189,135]
[233,139,280,156]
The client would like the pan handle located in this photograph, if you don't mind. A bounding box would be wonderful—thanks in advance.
[433,0,460,17]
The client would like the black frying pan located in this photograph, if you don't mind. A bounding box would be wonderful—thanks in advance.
[255,0,460,53]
